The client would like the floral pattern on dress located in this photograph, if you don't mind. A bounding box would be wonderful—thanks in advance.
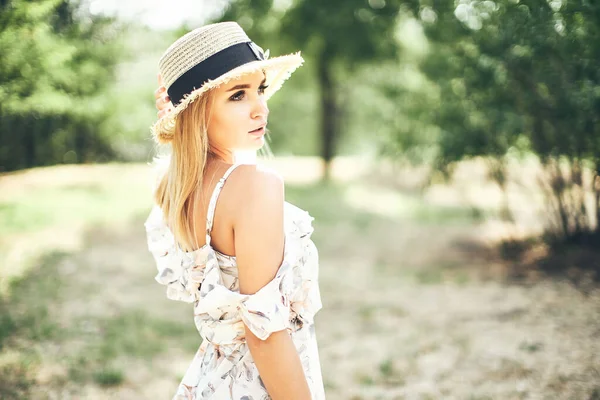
[144,182,325,400]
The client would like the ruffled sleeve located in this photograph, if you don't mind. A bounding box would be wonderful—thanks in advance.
[193,203,322,343]
[144,202,322,343]
[237,261,296,340]
[195,260,296,341]
[144,205,204,303]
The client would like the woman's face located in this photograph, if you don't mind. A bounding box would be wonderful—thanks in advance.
[207,70,269,155]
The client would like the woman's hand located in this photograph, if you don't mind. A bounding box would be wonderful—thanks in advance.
[155,73,172,119]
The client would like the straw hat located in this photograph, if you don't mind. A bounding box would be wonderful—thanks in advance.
[151,21,304,144]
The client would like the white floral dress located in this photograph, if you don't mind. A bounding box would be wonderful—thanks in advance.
[144,163,326,399]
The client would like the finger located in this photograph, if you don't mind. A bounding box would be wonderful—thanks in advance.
[154,85,166,99]
[158,73,164,87]
[157,101,173,116]
[157,107,173,119]
[155,93,169,105]
[155,95,171,111]
[155,95,166,108]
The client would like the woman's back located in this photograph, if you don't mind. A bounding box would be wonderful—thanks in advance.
[186,160,250,258]
[148,19,321,399]
[187,160,286,256]
[145,162,325,399]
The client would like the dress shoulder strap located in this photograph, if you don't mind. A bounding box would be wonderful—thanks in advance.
[205,163,243,246]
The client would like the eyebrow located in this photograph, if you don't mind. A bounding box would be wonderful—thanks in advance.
[226,77,267,92]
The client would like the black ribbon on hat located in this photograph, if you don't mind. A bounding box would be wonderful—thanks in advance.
[168,42,265,107]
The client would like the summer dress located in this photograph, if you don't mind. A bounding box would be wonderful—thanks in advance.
[144,163,326,399]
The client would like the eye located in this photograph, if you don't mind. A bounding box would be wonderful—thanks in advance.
[258,84,269,95]
[229,90,245,101]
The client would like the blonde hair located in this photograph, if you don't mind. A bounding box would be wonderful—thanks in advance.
[153,91,214,252]
[151,74,276,252]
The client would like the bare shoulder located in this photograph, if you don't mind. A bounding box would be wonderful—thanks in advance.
[231,164,284,187]
[228,164,285,209]
[229,164,286,296]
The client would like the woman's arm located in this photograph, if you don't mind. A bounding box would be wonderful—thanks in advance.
[233,166,312,400]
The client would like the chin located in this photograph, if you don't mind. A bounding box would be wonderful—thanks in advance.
[247,139,265,151]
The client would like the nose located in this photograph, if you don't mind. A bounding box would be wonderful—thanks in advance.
[251,96,269,120]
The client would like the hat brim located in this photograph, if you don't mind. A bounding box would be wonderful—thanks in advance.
[151,52,304,144]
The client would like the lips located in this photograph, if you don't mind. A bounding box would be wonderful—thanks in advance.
[249,123,267,134]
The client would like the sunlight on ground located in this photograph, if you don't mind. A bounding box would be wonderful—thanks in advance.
[1,157,599,399]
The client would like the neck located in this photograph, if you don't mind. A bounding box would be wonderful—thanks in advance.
[207,149,257,165]
[208,149,235,165]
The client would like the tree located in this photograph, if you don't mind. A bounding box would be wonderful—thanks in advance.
[216,0,409,179]
[398,0,600,242]
[280,0,411,179]
[0,0,123,171]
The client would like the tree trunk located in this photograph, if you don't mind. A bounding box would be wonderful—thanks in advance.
[316,52,337,182]
[595,163,600,235]
[487,158,513,222]
[24,118,35,169]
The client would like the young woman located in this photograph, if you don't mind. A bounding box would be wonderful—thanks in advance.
[144,22,325,399]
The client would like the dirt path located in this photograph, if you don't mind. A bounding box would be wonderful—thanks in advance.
[28,205,600,399]
[1,160,599,399]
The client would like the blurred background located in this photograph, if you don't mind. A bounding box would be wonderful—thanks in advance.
[1,0,599,398]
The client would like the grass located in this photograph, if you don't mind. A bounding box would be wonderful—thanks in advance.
[0,180,150,237]
[0,164,153,295]
[378,358,394,378]
[0,220,198,397]
[0,352,39,400]
[1,161,599,399]
[0,185,108,235]
[93,367,125,387]
[0,251,66,347]
[0,251,67,399]
[81,310,198,363]
[285,180,487,228]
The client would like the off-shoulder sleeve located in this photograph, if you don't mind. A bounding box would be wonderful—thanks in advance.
[193,205,321,343]
[237,261,295,340]
[194,251,297,342]
[144,205,204,303]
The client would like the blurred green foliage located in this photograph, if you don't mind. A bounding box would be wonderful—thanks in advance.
[216,0,412,178]
[0,0,123,171]
[401,0,600,241]
[2,0,600,242]
[409,0,600,167]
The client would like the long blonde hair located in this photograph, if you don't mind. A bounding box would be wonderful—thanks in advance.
[153,91,214,252]
[151,83,275,252]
